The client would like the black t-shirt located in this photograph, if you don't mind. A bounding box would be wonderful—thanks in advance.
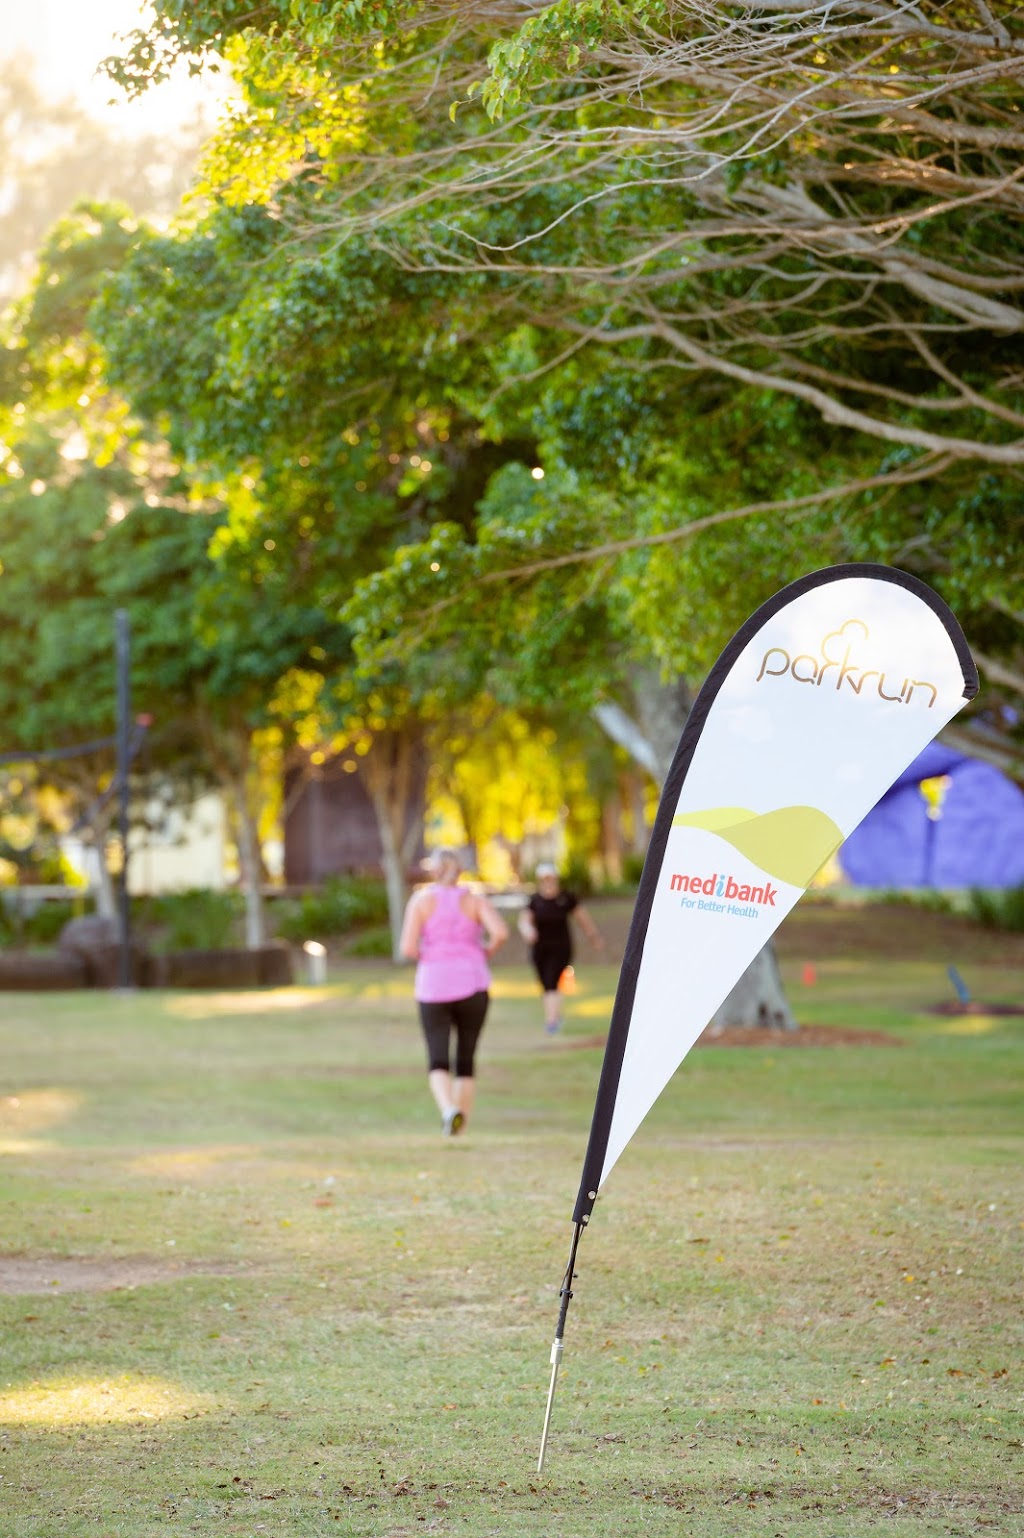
[528,891,578,946]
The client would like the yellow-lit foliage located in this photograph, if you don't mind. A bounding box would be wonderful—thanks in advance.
[428,704,600,882]
[196,37,372,208]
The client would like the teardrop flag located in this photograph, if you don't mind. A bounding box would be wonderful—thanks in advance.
[537,564,978,1471]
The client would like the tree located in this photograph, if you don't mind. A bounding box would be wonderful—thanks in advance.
[1,206,208,916]
[100,0,1021,1017]
[428,700,611,881]
[103,0,1023,750]
[105,3,1024,458]
[94,195,555,951]
[1,204,350,946]
[0,392,214,920]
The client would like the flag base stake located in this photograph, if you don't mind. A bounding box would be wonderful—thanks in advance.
[537,1338,563,1474]
[536,1219,584,1474]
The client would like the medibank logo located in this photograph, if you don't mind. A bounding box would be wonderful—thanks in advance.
[669,871,777,906]
[756,618,937,707]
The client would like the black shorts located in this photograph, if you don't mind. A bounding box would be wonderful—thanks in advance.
[531,943,572,993]
[418,991,490,1077]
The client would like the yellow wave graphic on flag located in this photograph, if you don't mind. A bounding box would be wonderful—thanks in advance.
[672,805,844,888]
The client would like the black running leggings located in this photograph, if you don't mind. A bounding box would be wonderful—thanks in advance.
[418,990,490,1077]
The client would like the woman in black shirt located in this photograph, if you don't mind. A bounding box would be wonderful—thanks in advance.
[518,862,604,1033]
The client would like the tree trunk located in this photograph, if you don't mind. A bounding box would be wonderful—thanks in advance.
[621,768,650,858]
[710,943,796,1031]
[361,722,426,961]
[232,772,266,950]
[374,797,408,962]
[593,669,797,1030]
[449,786,480,873]
[84,827,118,922]
[199,709,267,950]
[592,699,662,780]
[600,793,624,885]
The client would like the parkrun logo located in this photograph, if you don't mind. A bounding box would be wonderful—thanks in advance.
[669,869,776,920]
[756,619,937,708]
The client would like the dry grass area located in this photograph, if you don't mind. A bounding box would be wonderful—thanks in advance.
[0,904,1020,1536]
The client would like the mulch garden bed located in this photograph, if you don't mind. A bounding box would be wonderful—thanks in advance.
[697,1023,904,1047]
[927,1000,1024,1017]
[555,1024,904,1051]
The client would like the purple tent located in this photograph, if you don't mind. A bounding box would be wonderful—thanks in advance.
[839,741,1024,888]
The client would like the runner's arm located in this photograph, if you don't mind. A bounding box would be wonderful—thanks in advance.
[517,902,538,945]
[399,892,428,960]
[574,903,606,953]
[476,896,510,956]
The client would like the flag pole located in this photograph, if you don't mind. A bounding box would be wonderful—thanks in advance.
[537,1219,585,1474]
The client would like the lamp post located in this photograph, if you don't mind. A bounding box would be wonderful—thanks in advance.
[115,609,132,989]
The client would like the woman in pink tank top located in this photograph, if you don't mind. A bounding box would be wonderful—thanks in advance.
[400,847,508,1136]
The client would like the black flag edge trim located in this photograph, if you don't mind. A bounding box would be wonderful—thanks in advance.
[571,563,978,1223]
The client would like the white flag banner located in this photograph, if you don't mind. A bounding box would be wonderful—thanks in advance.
[572,564,978,1223]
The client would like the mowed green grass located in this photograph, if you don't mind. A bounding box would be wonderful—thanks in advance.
[0,922,1021,1537]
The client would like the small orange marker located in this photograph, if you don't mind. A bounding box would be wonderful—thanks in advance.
[801,963,817,986]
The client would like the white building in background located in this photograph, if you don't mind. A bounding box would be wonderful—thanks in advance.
[61,793,229,896]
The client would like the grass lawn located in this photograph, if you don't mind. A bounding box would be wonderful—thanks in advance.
[0,906,1021,1537]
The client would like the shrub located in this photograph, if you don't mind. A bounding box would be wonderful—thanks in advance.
[23,901,86,943]
[621,852,646,887]
[968,885,1024,932]
[346,925,394,958]
[0,899,94,946]
[143,889,245,951]
[559,854,595,899]
[875,888,955,915]
[912,890,956,915]
[272,876,389,943]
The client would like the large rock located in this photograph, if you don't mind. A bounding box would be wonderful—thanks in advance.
[58,914,119,954]
[58,916,146,987]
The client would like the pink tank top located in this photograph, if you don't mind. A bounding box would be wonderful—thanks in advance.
[415,885,491,1003]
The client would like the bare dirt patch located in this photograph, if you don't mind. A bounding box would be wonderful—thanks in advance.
[553,1024,903,1051]
[697,1023,903,1047]
[928,1000,1024,1018]
[0,1255,243,1295]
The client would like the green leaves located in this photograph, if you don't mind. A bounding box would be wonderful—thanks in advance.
[481,2,666,119]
